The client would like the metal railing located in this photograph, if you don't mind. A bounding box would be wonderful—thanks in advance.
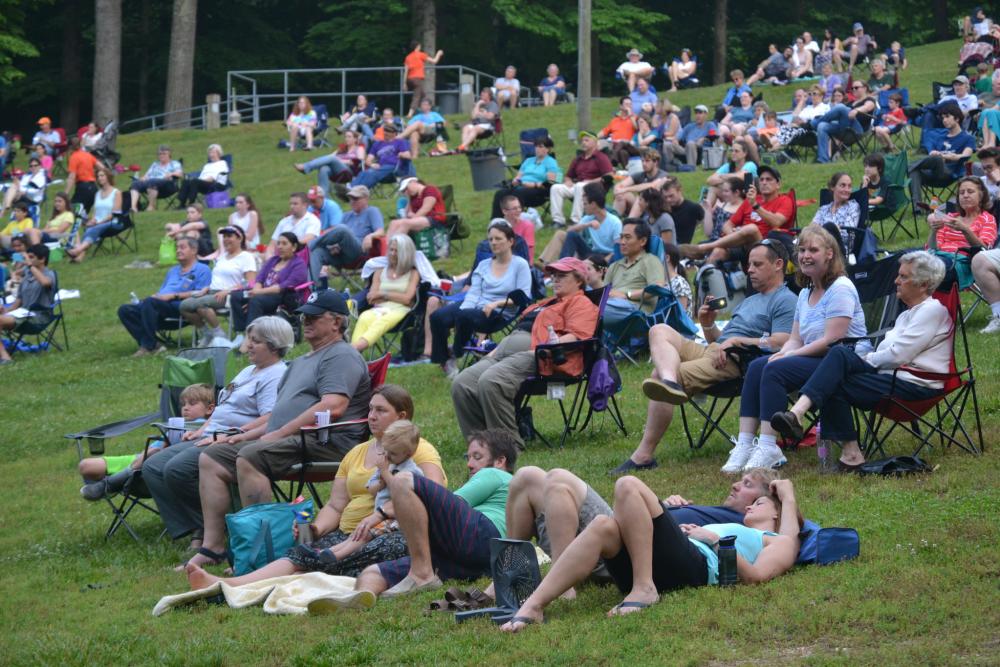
[118,63,541,134]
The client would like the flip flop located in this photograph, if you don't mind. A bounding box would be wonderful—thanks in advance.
[609,599,657,616]
[500,615,541,632]
[641,378,688,405]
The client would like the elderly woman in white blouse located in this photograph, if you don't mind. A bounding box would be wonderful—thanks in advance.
[177,143,229,207]
[770,251,951,469]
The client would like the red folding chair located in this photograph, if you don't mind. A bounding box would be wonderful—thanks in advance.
[271,353,390,507]
[856,284,983,459]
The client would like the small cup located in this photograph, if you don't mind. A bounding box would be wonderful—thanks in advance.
[167,416,185,445]
[315,410,331,443]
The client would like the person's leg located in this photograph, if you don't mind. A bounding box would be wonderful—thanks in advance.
[549,183,572,225]
[972,251,1000,327]
[421,295,441,357]
[569,182,588,224]
[288,123,297,151]
[141,298,180,350]
[142,441,200,540]
[451,307,492,359]
[229,290,249,333]
[246,293,283,328]
[304,126,314,150]
[478,349,537,438]
[451,353,498,438]
[117,302,146,349]
[383,472,436,583]
[429,300,463,365]
[537,230,567,265]
[160,443,210,539]
[816,121,833,162]
[194,443,244,564]
[559,230,591,259]
[502,514,623,630]
[539,469,591,563]
[608,476,664,614]
[187,557,299,590]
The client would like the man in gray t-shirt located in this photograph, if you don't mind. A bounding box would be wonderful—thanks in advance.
[0,243,56,364]
[193,290,372,567]
[612,241,797,474]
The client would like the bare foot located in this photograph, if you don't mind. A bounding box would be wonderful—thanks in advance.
[499,602,544,633]
[186,562,222,590]
[559,587,577,601]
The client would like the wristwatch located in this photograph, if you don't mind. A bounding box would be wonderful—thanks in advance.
[377,506,389,520]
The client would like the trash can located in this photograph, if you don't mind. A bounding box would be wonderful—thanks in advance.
[466,147,507,191]
[438,83,460,116]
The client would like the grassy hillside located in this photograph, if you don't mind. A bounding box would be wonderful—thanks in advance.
[0,37,997,665]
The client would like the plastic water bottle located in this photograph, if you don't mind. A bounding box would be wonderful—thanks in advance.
[816,419,828,468]
[294,510,313,546]
[129,291,140,305]
[717,535,738,586]
[547,325,559,345]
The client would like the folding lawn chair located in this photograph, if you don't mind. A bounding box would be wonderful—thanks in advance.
[603,284,697,365]
[64,347,229,541]
[270,353,391,507]
[312,104,332,149]
[364,282,431,361]
[853,283,983,459]
[817,186,876,263]
[6,271,69,356]
[869,150,916,241]
[460,288,532,369]
[515,286,627,448]
[93,191,138,256]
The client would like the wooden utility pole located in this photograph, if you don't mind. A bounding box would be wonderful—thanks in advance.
[713,0,727,85]
[577,0,591,132]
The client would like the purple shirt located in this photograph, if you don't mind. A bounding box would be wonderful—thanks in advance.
[258,255,308,290]
[370,138,409,168]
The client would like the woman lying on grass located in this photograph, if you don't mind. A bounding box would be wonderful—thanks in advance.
[500,476,802,632]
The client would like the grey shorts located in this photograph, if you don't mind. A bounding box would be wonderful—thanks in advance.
[179,292,226,314]
[535,485,613,581]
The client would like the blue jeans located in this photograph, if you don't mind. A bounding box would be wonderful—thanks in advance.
[302,154,350,195]
[603,297,638,328]
[117,297,180,350]
[308,227,363,280]
[813,104,863,162]
[83,220,123,244]
[739,354,823,422]
[799,345,940,441]
[559,230,592,259]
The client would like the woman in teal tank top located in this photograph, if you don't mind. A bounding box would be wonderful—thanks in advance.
[501,479,802,631]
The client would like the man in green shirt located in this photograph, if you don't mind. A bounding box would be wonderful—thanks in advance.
[356,429,519,597]
[603,219,665,327]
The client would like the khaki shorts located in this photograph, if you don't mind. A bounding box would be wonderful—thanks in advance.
[202,431,349,480]
[674,339,742,396]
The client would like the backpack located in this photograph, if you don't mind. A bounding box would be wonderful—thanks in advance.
[858,455,932,476]
[587,342,621,412]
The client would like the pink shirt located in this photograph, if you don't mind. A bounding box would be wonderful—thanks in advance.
[935,211,997,254]
[513,217,535,263]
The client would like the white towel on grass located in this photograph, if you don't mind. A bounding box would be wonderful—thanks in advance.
[152,572,375,616]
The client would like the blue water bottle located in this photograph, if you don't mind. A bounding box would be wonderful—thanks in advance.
[717,535,738,587]
[294,510,313,546]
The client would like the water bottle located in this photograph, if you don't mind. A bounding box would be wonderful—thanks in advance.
[816,420,829,470]
[129,291,140,305]
[717,535,738,586]
[546,325,559,345]
[294,510,313,546]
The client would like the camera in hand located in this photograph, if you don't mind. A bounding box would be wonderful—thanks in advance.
[707,296,728,311]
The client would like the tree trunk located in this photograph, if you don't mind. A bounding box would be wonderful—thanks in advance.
[712,0,727,85]
[413,0,437,103]
[92,0,122,125]
[590,31,600,98]
[932,0,949,40]
[165,0,198,129]
[60,1,82,130]
[137,0,152,116]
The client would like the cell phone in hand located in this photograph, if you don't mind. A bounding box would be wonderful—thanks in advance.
[707,296,728,311]
[744,172,754,188]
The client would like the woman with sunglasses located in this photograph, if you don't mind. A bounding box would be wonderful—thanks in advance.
[0,157,47,218]
[429,219,531,378]
[811,80,877,163]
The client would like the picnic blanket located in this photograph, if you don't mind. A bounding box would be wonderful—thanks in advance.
[152,572,375,616]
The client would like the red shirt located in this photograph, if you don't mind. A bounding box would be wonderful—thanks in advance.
[731,193,795,239]
[404,50,429,80]
[566,151,614,183]
[409,185,446,224]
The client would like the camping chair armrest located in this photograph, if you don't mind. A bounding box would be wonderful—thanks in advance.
[142,435,161,461]
[836,328,891,346]
[299,418,369,441]
[957,245,984,258]
[891,366,963,382]
[532,337,596,373]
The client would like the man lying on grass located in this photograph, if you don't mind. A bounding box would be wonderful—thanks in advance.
[500,476,802,632]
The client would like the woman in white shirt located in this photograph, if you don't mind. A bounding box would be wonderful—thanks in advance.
[178,225,257,345]
[770,251,951,469]
[177,143,229,207]
[228,192,263,249]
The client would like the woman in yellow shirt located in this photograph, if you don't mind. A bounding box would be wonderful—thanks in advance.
[0,203,34,249]
[186,384,447,589]
[26,192,75,245]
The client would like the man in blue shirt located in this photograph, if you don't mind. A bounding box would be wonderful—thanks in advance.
[908,103,976,208]
[558,182,622,260]
[307,185,342,231]
[341,124,413,190]
[667,104,718,167]
[719,69,752,114]
[309,184,385,283]
[117,237,212,356]
[629,77,658,113]
[398,98,447,156]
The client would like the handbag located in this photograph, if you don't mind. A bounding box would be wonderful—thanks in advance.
[226,498,314,576]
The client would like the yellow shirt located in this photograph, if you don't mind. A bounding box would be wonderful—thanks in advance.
[1,219,33,237]
[45,210,74,232]
[334,437,446,532]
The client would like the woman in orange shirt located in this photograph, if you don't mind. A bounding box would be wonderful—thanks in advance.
[403,41,444,118]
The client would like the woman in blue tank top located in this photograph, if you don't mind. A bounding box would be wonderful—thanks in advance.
[500,478,802,631]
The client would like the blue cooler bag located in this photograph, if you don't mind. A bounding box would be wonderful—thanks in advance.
[226,498,314,575]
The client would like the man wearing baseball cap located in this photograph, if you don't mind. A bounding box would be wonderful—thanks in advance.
[32,117,61,155]
[451,256,599,445]
[670,104,718,167]
[194,288,372,568]
[308,184,385,285]
[307,185,343,232]
[842,22,876,71]
[386,177,445,237]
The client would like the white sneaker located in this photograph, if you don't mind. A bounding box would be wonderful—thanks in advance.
[980,317,1000,334]
[230,334,245,350]
[743,444,788,471]
[721,438,756,474]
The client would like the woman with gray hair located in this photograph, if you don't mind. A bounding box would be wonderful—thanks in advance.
[142,315,294,556]
[177,143,229,207]
[770,251,952,469]
[351,234,419,353]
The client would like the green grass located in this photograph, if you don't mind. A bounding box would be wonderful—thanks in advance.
[1,37,998,665]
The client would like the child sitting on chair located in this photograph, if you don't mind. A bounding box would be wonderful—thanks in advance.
[873,93,907,151]
[78,384,215,501]
[315,420,423,564]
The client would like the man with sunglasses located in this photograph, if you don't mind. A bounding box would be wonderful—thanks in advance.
[191,290,372,569]
[612,240,796,474]
[811,80,877,163]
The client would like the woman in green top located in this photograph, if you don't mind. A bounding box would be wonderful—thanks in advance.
[501,477,802,631]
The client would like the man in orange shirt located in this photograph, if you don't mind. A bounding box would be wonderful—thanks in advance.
[403,41,444,118]
[65,136,99,209]
[599,97,638,168]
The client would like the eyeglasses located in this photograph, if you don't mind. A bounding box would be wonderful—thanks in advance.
[851,85,865,90]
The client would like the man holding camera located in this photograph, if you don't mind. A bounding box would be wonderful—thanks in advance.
[611,240,797,475]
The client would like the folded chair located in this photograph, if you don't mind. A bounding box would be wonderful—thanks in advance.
[515,286,627,448]
[854,283,983,458]
[271,353,391,507]
[64,347,229,541]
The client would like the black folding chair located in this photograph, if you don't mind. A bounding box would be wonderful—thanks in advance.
[8,272,69,355]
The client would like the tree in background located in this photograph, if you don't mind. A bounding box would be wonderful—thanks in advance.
[93,0,122,125]
[165,0,198,128]
[0,0,40,86]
